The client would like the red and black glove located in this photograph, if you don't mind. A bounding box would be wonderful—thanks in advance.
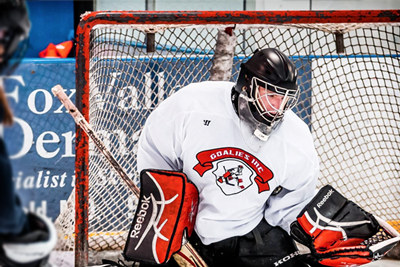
[290,185,400,267]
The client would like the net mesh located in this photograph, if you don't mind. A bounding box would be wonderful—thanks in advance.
[54,19,400,264]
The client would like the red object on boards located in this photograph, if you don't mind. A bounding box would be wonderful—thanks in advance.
[39,40,72,58]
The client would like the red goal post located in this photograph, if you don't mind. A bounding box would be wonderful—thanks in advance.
[54,10,400,266]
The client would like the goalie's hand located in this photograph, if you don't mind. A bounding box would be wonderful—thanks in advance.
[290,185,400,267]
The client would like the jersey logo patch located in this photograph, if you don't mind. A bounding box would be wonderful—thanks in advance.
[193,147,274,194]
[213,160,254,195]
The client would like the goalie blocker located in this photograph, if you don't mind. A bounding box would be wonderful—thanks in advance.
[290,185,400,267]
[124,169,199,265]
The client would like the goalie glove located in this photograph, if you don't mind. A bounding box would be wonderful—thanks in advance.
[290,185,400,267]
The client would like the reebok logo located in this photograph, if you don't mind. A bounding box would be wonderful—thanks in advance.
[317,189,334,209]
[130,195,151,238]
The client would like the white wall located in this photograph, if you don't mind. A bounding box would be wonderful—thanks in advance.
[95,0,243,11]
[95,0,145,11]
[95,0,400,11]
[255,0,400,10]
[310,0,400,10]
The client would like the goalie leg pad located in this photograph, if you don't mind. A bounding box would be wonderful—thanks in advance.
[123,169,199,265]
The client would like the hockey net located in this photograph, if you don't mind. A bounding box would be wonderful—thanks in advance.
[53,10,400,265]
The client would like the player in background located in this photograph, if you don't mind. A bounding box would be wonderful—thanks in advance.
[0,1,57,266]
[137,47,316,267]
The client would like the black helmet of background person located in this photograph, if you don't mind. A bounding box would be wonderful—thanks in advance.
[0,0,31,74]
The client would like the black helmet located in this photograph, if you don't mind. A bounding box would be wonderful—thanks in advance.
[0,0,31,73]
[233,48,299,141]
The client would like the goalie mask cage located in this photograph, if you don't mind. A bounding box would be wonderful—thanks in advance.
[54,10,400,266]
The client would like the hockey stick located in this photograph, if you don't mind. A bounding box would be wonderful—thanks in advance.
[51,84,208,267]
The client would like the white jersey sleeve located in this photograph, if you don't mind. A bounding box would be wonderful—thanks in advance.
[137,99,183,172]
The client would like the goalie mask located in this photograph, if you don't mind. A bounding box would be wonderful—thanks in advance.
[0,0,31,74]
[233,48,299,143]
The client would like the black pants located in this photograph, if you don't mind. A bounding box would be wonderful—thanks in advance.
[139,219,307,267]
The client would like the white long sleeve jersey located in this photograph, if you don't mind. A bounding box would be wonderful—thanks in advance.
[137,81,319,245]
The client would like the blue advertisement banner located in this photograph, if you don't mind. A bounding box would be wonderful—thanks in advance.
[2,59,76,221]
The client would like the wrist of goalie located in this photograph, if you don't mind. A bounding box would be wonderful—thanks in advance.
[290,221,313,250]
